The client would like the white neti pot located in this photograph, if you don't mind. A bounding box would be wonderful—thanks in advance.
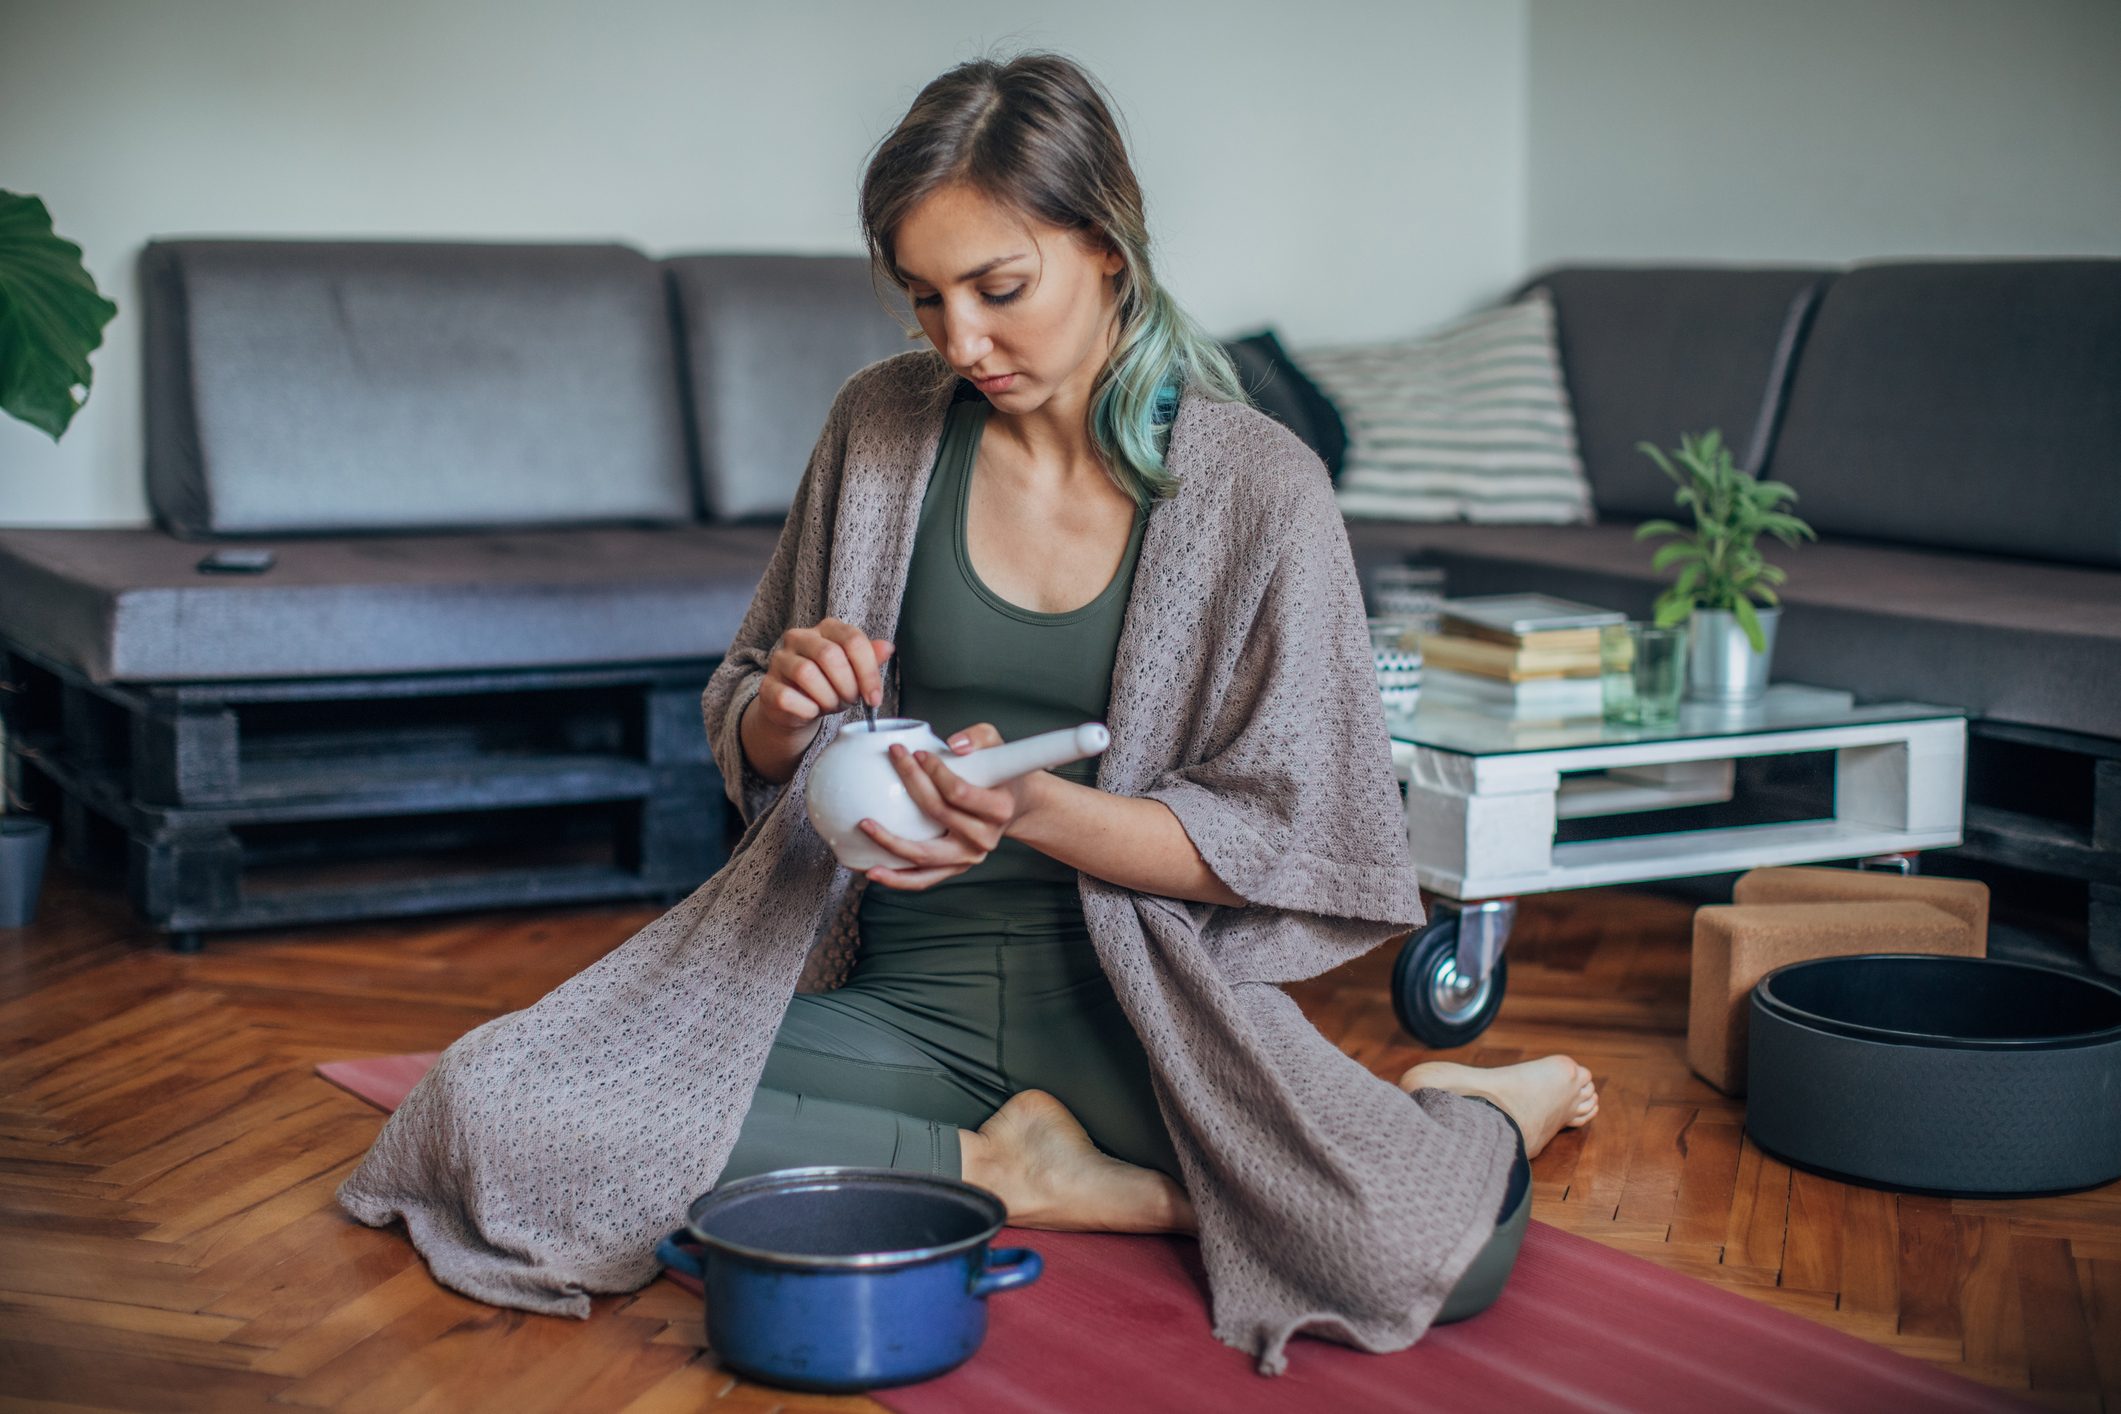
[1687,605,1782,703]
[804,718,1110,871]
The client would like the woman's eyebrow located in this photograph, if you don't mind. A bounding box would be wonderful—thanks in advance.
[896,252,1029,286]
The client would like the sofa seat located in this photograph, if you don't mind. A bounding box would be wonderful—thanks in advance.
[0,523,782,685]
[1343,518,2121,740]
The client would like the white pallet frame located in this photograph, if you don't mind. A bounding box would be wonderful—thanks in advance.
[1392,715,1967,900]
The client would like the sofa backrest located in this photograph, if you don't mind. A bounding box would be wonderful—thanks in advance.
[665,253,914,521]
[1764,260,2121,570]
[142,240,696,538]
[1512,266,1834,521]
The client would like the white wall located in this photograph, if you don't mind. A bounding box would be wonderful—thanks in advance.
[0,0,1528,527]
[13,1,2118,530]
[1526,0,2121,267]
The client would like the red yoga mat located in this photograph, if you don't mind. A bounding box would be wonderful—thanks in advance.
[320,1053,2032,1413]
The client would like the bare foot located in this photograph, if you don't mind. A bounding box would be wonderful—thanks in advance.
[1395,1056,1598,1159]
[959,1089,1196,1235]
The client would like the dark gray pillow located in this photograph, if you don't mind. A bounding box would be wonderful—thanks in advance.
[1221,328,1349,479]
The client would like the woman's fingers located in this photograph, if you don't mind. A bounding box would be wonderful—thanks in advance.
[818,621,885,708]
[763,679,821,725]
[889,746,1006,847]
[786,651,848,715]
[870,638,895,705]
[866,862,960,890]
[807,634,863,709]
[943,721,1004,753]
[856,816,956,869]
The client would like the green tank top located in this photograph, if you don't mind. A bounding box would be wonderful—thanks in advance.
[876,386,1149,913]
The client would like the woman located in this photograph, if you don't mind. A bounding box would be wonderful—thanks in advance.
[719,53,1598,1252]
[339,50,1597,1372]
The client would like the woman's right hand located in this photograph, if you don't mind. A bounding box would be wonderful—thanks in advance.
[750,618,895,735]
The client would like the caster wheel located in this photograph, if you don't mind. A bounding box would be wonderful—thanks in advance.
[1391,915,1506,1048]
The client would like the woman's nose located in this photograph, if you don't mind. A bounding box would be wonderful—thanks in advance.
[939,307,992,368]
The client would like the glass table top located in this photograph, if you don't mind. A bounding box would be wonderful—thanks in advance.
[1383,682,1964,757]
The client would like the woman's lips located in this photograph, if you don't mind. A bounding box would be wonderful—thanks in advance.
[975,373,1017,392]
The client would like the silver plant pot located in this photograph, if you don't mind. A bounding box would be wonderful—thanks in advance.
[1687,606,1781,702]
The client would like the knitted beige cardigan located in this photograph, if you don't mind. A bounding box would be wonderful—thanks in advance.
[337,349,1517,1375]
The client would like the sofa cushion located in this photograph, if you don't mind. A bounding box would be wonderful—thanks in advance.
[0,525,780,684]
[1511,265,1834,521]
[665,254,914,521]
[1295,290,1595,525]
[1765,261,2121,569]
[1342,518,2121,740]
[141,241,697,537]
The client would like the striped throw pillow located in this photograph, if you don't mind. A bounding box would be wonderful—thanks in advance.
[1291,288,1595,524]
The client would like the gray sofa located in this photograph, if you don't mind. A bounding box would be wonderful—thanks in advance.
[0,242,912,944]
[1,242,2114,960]
[1342,261,2121,967]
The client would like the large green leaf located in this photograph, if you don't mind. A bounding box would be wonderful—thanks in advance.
[0,191,117,441]
[1651,540,1702,571]
[1732,596,1766,652]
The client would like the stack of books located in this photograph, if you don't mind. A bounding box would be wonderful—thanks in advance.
[1417,594,1626,718]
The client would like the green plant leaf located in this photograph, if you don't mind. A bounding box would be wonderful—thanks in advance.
[1623,426,1821,618]
[0,191,118,440]
[1654,596,1693,628]
[1732,596,1766,653]
[1650,541,1702,571]
[1637,439,1684,488]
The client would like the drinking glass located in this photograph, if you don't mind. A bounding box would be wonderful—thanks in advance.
[1602,622,1689,726]
[1368,616,1423,717]
[1369,563,1447,634]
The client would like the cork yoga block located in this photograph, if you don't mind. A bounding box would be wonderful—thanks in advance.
[1688,901,1983,1096]
[1732,866,1989,951]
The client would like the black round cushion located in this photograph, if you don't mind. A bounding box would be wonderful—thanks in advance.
[1745,954,2121,1197]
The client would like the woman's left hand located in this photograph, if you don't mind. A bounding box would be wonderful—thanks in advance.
[859,723,1039,890]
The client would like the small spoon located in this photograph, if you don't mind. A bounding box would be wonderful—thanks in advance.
[862,651,894,733]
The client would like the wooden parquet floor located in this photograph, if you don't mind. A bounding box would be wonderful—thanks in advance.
[3,865,2117,1413]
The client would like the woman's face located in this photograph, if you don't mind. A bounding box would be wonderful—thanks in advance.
[893,182,1126,413]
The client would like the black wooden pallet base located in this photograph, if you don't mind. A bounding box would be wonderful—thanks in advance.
[2,642,733,947]
[1954,720,2121,974]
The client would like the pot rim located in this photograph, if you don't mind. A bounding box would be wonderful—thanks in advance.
[1754,953,2121,1051]
[0,816,51,838]
[838,718,933,737]
[681,1166,1008,1271]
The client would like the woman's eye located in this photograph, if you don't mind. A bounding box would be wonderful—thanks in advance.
[912,288,1025,309]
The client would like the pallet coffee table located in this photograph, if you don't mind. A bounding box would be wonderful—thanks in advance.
[1382,682,1967,1046]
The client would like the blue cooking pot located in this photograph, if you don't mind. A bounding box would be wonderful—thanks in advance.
[655,1166,1042,1392]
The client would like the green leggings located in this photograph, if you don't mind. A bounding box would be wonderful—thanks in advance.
[724,885,1181,1184]
[721,884,1527,1321]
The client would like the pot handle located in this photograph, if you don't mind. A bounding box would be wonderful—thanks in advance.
[655,1230,706,1281]
[969,1246,1043,1298]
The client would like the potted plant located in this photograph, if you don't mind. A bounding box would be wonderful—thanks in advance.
[0,190,118,926]
[1633,428,1816,703]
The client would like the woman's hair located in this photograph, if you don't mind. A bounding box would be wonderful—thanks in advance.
[859,49,1249,507]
